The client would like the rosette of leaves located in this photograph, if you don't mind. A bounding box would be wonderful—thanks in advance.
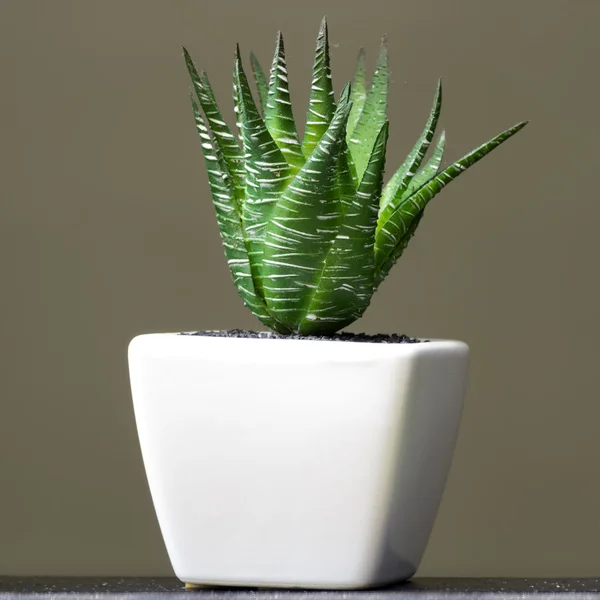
[184,17,527,335]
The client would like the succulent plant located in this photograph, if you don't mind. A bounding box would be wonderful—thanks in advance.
[184,17,526,336]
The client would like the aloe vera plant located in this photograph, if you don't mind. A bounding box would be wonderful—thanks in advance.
[184,17,527,336]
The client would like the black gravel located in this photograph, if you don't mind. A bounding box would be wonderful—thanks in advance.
[180,329,424,343]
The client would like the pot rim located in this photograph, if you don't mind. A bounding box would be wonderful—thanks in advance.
[129,332,469,361]
[137,330,467,343]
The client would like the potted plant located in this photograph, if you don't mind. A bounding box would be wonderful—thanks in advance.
[128,17,526,589]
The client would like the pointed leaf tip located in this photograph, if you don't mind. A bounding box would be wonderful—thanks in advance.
[339,81,352,105]
[184,47,245,199]
[379,77,442,214]
[274,30,285,57]
[264,25,304,170]
[302,15,336,157]
[249,51,269,116]
[348,34,389,180]
[318,16,329,41]
[347,48,368,139]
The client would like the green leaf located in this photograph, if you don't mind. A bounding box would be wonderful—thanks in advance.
[375,120,529,275]
[262,101,352,331]
[338,80,352,106]
[233,45,292,300]
[347,36,388,181]
[298,121,389,335]
[302,16,336,158]
[190,95,284,331]
[232,60,243,144]
[402,130,446,200]
[264,32,305,172]
[375,211,424,288]
[379,78,442,215]
[347,48,367,139]
[183,47,245,202]
[336,81,359,188]
[250,51,269,115]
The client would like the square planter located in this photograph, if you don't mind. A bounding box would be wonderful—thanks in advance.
[128,333,469,589]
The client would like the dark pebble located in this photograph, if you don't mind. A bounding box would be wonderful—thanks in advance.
[180,329,425,344]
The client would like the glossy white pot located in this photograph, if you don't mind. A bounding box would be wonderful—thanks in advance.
[128,333,469,589]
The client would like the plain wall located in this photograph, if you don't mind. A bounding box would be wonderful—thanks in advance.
[1,0,599,577]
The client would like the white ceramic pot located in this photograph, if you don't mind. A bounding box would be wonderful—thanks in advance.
[128,333,469,589]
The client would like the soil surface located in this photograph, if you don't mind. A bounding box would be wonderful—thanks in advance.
[181,329,424,344]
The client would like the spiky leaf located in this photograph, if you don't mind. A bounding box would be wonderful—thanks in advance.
[379,78,442,215]
[375,120,529,274]
[264,32,305,171]
[299,121,389,334]
[262,101,352,330]
[190,96,281,330]
[184,47,245,201]
[185,20,529,337]
[302,16,336,158]
[347,36,388,181]
[337,81,352,115]
[233,46,292,299]
[250,52,269,115]
[402,130,446,200]
[347,48,367,139]
[337,81,359,188]
[232,60,243,144]
[375,211,424,288]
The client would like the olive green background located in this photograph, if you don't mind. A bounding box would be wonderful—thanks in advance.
[1,0,599,577]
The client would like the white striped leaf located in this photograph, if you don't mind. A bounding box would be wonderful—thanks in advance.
[302,16,336,158]
[402,130,446,200]
[185,20,528,336]
[347,48,367,139]
[233,45,293,300]
[250,51,269,115]
[373,132,446,282]
[375,210,424,289]
[265,32,305,172]
[379,78,442,215]
[232,60,243,145]
[262,101,352,330]
[371,133,446,284]
[375,121,529,275]
[341,82,359,188]
[347,36,388,181]
[184,47,245,202]
[298,121,389,335]
[190,96,284,331]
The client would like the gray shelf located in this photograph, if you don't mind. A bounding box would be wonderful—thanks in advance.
[1,578,600,600]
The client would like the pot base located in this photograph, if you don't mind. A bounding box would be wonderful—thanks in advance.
[181,575,414,590]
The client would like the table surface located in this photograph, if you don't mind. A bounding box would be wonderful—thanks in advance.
[1,578,600,599]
